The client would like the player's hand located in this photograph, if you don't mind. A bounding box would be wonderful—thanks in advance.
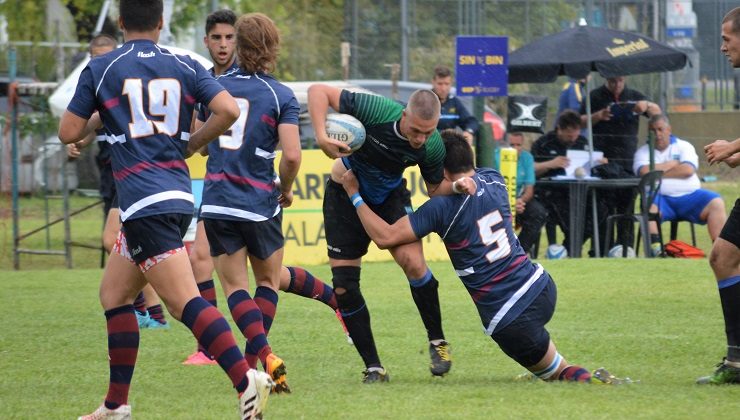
[725,152,740,168]
[452,176,476,196]
[551,156,570,169]
[66,141,83,159]
[197,145,209,157]
[705,139,735,165]
[462,131,474,146]
[278,189,294,208]
[340,169,360,195]
[596,107,612,122]
[515,198,526,214]
[316,133,352,159]
[633,100,648,115]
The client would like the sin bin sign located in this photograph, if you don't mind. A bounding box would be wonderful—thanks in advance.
[455,36,516,210]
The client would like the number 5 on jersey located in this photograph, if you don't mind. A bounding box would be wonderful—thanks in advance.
[477,210,511,263]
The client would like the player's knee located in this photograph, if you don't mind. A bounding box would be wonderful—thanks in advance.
[332,265,361,297]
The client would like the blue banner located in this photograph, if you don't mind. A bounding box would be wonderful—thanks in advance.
[455,36,508,97]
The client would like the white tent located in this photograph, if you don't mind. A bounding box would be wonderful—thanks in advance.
[48,45,212,118]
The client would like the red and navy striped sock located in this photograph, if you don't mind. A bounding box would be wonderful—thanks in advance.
[103,305,139,410]
[146,304,166,324]
[181,297,248,394]
[196,280,217,357]
[246,287,279,368]
[558,365,592,383]
[133,292,146,315]
[286,266,337,310]
[228,289,272,367]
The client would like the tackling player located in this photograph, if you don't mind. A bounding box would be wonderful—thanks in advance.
[339,130,628,385]
[59,1,273,418]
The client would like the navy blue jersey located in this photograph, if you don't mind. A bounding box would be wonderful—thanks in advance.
[196,60,240,121]
[408,168,548,334]
[200,70,300,221]
[338,90,445,205]
[67,40,224,221]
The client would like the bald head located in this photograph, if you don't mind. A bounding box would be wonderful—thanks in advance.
[406,89,441,121]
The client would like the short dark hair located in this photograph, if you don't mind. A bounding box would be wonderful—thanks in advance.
[119,0,162,32]
[433,65,452,79]
[556,110,581,130]
[441,129,474,174]
[205,9,237,34]
[89,34,117,53]
[723,7,740,34]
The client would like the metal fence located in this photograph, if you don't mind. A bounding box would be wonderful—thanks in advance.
[345,0,740,111]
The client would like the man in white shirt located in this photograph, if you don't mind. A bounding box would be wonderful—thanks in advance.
[634,115,726,249]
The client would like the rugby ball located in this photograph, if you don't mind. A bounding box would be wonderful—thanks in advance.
[325,113,366,152]
[546,244,568,260]
[607,244,636,258]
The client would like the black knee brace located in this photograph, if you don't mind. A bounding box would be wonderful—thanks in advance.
[332,266,361,292]
[332,266,363,310]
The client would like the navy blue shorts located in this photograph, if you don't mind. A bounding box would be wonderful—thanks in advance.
[323,179,412,260]
[204,213,284,260]
[720,198,740,248]
[121,213,191,264]
[490,276,556,367]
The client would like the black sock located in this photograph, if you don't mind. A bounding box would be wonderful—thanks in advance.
[409,272,444,342]
[333,266,381,368]
[719,276,740,360]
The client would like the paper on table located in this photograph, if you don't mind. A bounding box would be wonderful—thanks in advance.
[565,150,604,176]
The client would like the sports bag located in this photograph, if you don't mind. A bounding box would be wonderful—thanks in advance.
[664,239,705,259]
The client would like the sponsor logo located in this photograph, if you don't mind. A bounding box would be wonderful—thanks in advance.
[137,51,155,58]
[606,38,650,58]
[370,135,389,150]
[131,245,143,256]
[511,103,543,128]
[327,244,342,253]
[327,131,350,142]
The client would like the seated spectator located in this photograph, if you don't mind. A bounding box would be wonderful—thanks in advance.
[532,110,607,254]
[494,132,548,255]
[634,115,727,253]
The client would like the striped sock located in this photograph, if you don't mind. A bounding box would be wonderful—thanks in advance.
[558,365,592,383]
[228,289,272,367]
[196,280,217,357]
[181,297,248,394]
[146,304,166,324]
[285,266,337,310]
[103,305,139,410]
[246,287,279,368]
[133,292,146,315]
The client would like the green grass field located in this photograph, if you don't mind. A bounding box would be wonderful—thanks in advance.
[0,182,738,418]
[2,259,740,419]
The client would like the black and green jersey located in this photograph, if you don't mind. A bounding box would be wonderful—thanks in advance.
[339,90,445,204]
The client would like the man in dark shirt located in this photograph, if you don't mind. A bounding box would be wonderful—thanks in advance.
[431,65,479,146]
[532,111,607,254]
[580,76,661,248]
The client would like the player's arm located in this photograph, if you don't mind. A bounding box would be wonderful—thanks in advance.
[58,111,102,145]
[307,84,351,158]
[425,177,475,197]
[277,123,301,208]
[187,90,239,157]
[341,170,418,249]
